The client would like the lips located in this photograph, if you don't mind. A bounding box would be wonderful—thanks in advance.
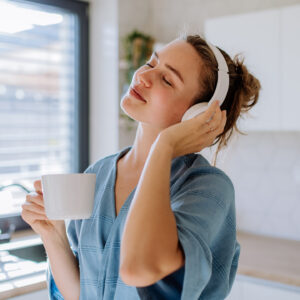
[130,86,147,102]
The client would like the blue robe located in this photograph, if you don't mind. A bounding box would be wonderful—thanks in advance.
[47,145,240,299]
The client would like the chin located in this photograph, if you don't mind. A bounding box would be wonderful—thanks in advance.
[120,104,139,122]
[120,96,142,121]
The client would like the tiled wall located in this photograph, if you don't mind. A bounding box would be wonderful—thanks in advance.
[201,131,300,241]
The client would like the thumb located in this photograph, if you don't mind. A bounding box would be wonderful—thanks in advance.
[33,180,43,195]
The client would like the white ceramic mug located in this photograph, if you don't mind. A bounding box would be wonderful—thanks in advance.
[41,173,96,220]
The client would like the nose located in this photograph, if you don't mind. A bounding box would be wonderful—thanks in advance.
[136,68,152,88]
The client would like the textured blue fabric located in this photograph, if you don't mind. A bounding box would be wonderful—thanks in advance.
[47,145,240,300]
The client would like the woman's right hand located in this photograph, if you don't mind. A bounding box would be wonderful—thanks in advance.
[21,180,66,239]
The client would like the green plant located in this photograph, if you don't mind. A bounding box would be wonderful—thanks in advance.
[124,30,154,84]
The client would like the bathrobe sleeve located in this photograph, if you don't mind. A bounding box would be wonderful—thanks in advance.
[171,169,240,299]
[46,165,94,299]
[137,168,240,300]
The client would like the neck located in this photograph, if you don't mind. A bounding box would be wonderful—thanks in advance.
[121,122,163,171]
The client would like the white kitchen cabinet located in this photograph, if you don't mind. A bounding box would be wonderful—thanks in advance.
[204,5,300,131]
[226,275,300,300]
[281,5,300,130]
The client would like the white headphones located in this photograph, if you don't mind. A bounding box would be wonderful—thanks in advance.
[181,42,230,122]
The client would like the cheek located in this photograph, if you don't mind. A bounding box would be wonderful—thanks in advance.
[154,89,172,105]
[153,93,188,125]
[150,88,173,111]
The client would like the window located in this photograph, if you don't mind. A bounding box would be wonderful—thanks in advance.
[0,0,89,232]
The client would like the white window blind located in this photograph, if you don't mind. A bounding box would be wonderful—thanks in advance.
[0,0,78,215]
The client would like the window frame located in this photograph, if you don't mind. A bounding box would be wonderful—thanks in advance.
[0,0,90,233]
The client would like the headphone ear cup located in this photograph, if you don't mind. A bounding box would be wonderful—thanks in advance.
[181,103,208,121]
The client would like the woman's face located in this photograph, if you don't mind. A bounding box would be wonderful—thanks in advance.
[120,39,203,129]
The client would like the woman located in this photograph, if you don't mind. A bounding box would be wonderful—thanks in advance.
[21,34,261,300]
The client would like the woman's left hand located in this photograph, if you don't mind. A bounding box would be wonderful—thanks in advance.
[158,100,227,159]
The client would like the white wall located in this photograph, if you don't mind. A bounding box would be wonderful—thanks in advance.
[88,0,119,163]
[149,0,300,42]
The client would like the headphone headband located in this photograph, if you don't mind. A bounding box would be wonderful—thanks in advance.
[180,42,230,123]
[206,42,229,105]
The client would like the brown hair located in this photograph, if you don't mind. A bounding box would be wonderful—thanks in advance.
[179,34,261,166]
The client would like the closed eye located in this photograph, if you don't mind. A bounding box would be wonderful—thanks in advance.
[145,63,172,87]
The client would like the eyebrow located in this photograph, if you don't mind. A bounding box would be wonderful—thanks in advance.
[154,51,184,84]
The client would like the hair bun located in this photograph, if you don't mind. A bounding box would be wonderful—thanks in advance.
[233,54,261,113]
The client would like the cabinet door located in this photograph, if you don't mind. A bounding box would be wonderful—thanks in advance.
[204,9,281,131]
[281,4,300,130]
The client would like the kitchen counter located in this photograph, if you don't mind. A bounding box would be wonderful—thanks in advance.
[237,230,300,287]
[1,229,300,298]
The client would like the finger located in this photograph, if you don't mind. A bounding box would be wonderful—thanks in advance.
[33,180,43,195]
[26,192,44,207]
[205,110,226,138]
[209,106,223,127]
[204,100,220,123]
[221,110,227,128]
[214,110,227,134]
[22,202,46,216]
[21,209,48,223]
[204,107,222,133]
